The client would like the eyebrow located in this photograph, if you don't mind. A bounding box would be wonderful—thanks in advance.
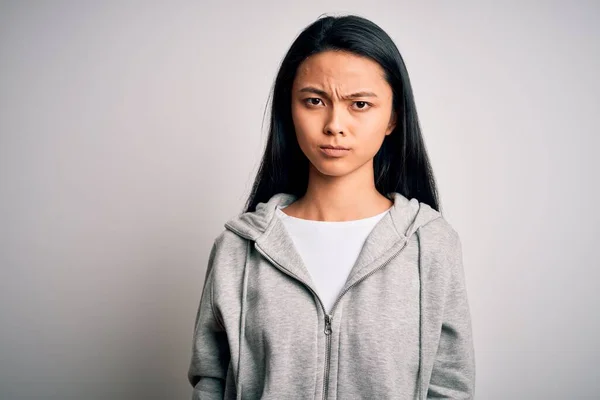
[298,86,379,100]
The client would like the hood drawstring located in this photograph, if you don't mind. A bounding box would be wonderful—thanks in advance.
[416,229,424,400]
[236,239,251,399]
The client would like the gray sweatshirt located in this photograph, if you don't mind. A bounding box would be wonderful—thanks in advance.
[188,192,476,399]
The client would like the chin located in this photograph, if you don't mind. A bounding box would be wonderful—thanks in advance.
[310,160,355,177]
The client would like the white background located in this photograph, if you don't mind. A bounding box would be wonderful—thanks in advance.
[1,1,598,399]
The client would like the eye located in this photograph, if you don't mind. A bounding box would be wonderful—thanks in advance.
[304,98,324,107]
[353,101,372,110]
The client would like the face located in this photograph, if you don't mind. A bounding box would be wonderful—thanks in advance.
[291,50,397,178]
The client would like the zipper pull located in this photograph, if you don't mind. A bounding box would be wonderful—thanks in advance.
[324,314,332,335]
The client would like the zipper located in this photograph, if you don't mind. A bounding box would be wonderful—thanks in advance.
[227,223,410,400]
[320,237,409,399]
[323,313,332,400]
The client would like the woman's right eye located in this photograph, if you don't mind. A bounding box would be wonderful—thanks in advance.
[304,98,323,107]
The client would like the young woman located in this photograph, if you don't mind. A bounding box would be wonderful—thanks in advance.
[188,14,475,400]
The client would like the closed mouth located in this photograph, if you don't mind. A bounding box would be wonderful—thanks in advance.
[320,145,350,150]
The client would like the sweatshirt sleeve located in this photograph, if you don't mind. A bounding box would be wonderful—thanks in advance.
[427,232,476,399]
[188,240,231,399]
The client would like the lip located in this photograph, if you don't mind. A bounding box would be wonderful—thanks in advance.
[320,145,350,150]
[319,146,350,157]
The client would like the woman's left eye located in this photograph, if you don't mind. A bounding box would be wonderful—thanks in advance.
[353,101,372,110]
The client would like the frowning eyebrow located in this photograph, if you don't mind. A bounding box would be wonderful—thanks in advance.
[298,86,378,100]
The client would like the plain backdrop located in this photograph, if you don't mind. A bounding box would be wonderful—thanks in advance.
[1,1,598,399]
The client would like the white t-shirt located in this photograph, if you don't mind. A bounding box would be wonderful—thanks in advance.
[275,204,391,314]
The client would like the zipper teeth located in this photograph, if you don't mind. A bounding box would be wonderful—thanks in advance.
[323,333,331,400]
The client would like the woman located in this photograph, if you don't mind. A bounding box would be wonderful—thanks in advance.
[188,14,475,400]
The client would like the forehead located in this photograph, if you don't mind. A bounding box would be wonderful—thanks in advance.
[293,50,389,91]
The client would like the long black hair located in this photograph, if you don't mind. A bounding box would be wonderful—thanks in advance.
[243,14,441,213]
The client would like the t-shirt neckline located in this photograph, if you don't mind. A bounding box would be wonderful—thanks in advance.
[275,205,391,225]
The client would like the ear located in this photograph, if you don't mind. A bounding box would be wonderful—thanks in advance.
[385,110,397,136]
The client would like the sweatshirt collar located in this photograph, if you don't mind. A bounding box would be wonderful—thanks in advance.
[224,192,441,296]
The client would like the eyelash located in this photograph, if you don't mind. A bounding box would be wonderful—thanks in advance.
[303,98,372,110]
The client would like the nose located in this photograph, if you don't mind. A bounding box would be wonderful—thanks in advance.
[323,105,346,136]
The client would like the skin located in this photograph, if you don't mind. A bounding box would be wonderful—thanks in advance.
[282,50,397,222]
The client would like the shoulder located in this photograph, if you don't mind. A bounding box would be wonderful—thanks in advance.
[213,228,248,250]
[416,214,463,266]
[418,213,460,243]
[207,228,251,282]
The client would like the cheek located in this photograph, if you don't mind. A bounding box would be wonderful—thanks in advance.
[292,108,319,143]
[355,118,388,148]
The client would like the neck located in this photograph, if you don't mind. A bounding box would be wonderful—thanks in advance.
[284,160,393,222]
